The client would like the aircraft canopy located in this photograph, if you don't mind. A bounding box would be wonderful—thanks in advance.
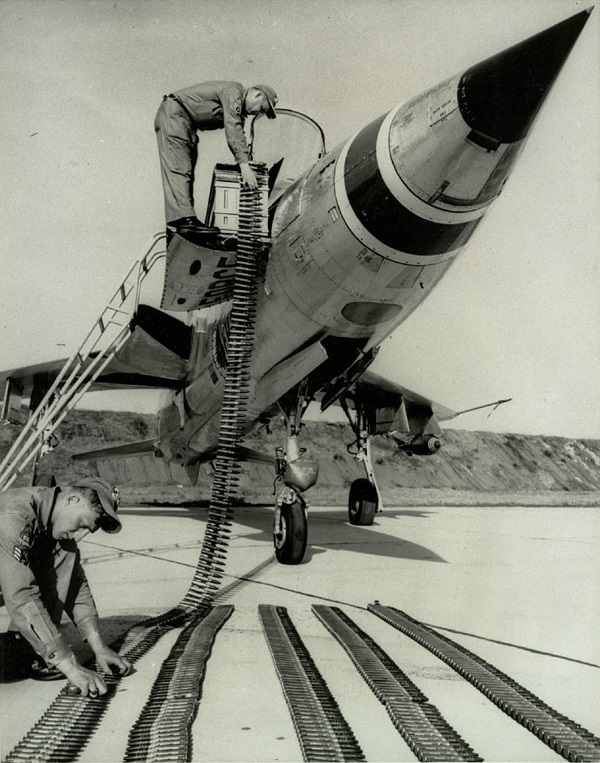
[250,108,326,200]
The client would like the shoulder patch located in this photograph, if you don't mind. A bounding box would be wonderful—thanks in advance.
[233,99,242,117]
[13,524,34,565]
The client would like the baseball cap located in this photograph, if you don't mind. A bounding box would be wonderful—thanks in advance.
[253,84,278,119]
[74,477,122,533]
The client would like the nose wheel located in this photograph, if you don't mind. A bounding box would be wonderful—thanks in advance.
[274,489,308,564]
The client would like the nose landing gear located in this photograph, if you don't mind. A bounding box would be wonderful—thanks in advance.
[273,487,308,564]
[272,382,318,565]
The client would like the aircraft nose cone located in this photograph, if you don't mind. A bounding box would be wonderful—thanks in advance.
[458,8,593,143]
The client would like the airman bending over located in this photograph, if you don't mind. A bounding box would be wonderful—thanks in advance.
[155,80,278,243]
[0,477,131,695]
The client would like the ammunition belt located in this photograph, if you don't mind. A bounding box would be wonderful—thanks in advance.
[123,606,234,761]
[313,605,482,761]
[369,603,600,762]
[259,604,366,762]
[6,601,600,762]
[178,165,267,610]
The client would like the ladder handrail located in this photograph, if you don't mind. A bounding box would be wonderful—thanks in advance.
[0,232,166,490]
[0,323,133,485]
[0,327,132,490]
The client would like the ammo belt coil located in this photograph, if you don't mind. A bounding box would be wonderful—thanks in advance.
[369,604,600,762]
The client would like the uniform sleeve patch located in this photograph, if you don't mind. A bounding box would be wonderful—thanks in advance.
[13,524,34,565]
[233,99,242,116]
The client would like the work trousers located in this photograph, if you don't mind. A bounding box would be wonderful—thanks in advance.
[154,97,199,224]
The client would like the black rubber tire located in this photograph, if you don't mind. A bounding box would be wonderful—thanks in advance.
[348,478,378,526]
[274,499,308,564]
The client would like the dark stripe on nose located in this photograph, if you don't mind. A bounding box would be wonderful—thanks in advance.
[344,114,481,256]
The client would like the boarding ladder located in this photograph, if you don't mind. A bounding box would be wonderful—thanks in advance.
[0,233,167,491]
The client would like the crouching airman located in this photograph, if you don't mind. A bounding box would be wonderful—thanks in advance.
[0,477,131,695]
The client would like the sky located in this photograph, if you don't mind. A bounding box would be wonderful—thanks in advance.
[0,0,598,439]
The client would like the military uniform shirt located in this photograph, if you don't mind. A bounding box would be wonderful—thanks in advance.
[172,80,250,164]
[0,486,98,664]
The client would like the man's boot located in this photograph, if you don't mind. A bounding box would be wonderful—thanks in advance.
[0,632,64,682]
[169,216,221,245]
[0,631,36,681]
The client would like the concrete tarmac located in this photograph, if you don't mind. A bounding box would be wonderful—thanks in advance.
[1,501,599,761]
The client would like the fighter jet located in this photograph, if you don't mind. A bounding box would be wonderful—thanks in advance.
[0,9,592,564]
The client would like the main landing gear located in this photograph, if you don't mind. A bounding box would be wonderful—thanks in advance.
[272,382,318,565]
[341,395,383,527]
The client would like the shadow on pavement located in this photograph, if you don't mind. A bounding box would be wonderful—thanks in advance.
[83,503,447,566]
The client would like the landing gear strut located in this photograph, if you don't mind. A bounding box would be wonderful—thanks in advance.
[341,395,383,526]
[272,382,318,564]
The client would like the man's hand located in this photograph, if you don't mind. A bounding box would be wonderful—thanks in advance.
[239,162,259,190]
[92,642,132,676]
[56,654,108,697]
[78,620,131,677]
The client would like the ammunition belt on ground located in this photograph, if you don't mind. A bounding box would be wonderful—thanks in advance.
[123,606,234,762]
[369,603,600,762]
[313,605,482,761]
[6,600,600,762]
[259,604,366,762]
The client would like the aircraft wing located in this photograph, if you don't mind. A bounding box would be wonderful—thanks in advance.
[0,359,68,398]
[318,367,509,440]
[356,370,458,422]
[312,365,459,440]
[1,305,191,422]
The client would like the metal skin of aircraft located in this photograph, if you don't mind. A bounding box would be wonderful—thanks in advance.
[0,10,592,565]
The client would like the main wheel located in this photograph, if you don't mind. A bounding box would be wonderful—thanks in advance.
[274,498,307,564]
[348,478,378,526]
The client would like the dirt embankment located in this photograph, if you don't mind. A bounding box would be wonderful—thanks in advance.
[1,411,598,506]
